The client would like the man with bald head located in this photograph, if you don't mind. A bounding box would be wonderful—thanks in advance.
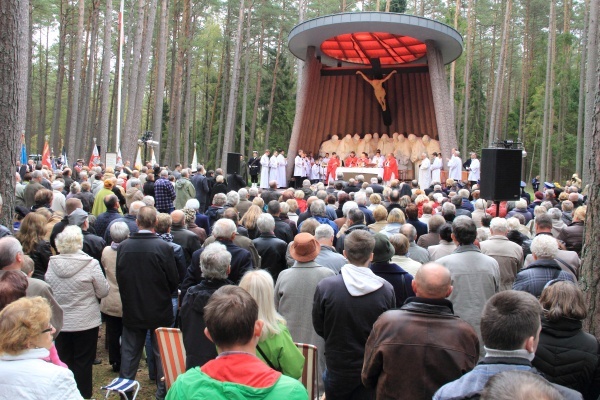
[363,263,479,400]
[170,209,202,266]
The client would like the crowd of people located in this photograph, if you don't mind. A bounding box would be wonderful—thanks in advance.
[0,156,594,400]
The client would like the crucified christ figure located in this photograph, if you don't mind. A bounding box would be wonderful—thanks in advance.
[356,70,397,111]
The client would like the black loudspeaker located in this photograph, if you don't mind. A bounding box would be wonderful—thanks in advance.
[480,148,522,201]
[227,152,242,175]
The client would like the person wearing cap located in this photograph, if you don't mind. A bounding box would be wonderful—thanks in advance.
[363,263,479,400]
[275,232,335,391]
[68,208,106,271]
[370,233,415,307]
[520,181,531,204]
[313,230,395,399]
[248,151,261,187]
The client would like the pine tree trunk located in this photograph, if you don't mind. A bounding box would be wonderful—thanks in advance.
[461,0,473,157]
[487,0,511,146]
[0,0,28,228]
[239,7,252,156]
[68,0,85,161]
[99,0,113,158]
[581,47,600,336]
[248,18,265,157]
[583,0,599,185]
[51,0,68,154]
[221,0,247,172]
[540,0,555,183]
[264,28,284,150]
[25,2,33,152]
[576,0,590,176]
[449,0,460,131]
[152,0,169,165]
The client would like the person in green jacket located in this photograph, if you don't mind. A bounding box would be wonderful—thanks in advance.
[166,285,308,400]
[174,169,196,210]
[239,269,305,379]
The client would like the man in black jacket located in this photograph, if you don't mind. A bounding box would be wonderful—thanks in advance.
[267,200,293,244]
[180,219,254,299]
[116,206,179,400]
[191,165,209,213]
[252,213,288,281]
[313,230,395,400]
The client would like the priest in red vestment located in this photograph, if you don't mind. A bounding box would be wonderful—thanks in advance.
[326,154,340,184]
[344,152,358,167]
[383,153,398,184]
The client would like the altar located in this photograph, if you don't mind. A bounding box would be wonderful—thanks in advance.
[336,167,383,182]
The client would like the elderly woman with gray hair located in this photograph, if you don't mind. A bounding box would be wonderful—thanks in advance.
[180,243,234,370]
[100,221,129,372]
[46,225,109,398]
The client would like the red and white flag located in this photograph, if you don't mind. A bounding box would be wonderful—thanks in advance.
[42,141,52,169]
[88,142,100,168]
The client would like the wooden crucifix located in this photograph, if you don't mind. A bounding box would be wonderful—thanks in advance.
[356,58,394,126]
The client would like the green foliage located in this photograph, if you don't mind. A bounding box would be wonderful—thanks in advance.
[390,0,407,13]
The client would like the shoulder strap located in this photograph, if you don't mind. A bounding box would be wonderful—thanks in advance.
[553,257,578,278]
[256,344,279,371]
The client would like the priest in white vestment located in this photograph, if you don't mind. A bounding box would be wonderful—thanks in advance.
[260,150,271,189]
[430,152,443,183]
[276,150,288,188]
[447,149,462,181]
[418,153,431,189]
[269,151,279,186]
[467,152,480,183]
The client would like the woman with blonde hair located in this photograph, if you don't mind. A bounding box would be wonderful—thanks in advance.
[368,205,389,233]
[239,270,304,379]
[0,297,83,399]
[381,208,405,237]
[240,205,263,239]
[16,213,52,280]
[534,281,600,398]
[286,199,299,223]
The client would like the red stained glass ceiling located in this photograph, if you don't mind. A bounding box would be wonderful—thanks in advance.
[320,32,427,65]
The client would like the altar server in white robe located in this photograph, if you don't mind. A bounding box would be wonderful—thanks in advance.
[269,151,279,185]
[260,149,271,189]
[276,149,288,188]
[294,150,305,188]
[447,149,462,181]
[430,152,443,183]
[418,152,431,189]
[467,152,480,184]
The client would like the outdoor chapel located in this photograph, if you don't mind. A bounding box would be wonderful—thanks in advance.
[1,1,600,400]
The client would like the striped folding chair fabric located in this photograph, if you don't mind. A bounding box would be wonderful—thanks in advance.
[295,342,319,400]
[101,377,140,399]
[155,327,187,390]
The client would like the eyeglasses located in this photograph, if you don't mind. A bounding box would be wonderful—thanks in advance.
[40,324,54,334]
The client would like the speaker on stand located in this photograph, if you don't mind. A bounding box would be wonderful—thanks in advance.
[226,152,242,175]
[480,148,522,216]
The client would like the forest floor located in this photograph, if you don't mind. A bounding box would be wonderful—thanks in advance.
[91,324,157,399]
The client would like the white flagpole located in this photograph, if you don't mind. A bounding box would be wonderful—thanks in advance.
[115,0,125,153]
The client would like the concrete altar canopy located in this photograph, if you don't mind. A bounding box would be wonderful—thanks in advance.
[285,12,463,180]
[288,12,463,67]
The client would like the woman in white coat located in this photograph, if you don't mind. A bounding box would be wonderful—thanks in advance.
[0,297,83,399]
[46,225,109,399]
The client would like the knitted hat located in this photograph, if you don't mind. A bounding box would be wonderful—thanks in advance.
[372,233,395,263]
[290,233,320,263]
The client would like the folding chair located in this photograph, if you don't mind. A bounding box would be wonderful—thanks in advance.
[295,342,319,400]
[155,327,187,390]
[101,377,140,399]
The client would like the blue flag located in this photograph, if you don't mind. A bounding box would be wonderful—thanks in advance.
[20,141,27,165]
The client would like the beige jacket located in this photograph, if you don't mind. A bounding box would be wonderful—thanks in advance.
[100,246,122,317]
[480,235,523,291]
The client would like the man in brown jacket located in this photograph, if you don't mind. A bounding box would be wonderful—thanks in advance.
[362,263,479,400]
